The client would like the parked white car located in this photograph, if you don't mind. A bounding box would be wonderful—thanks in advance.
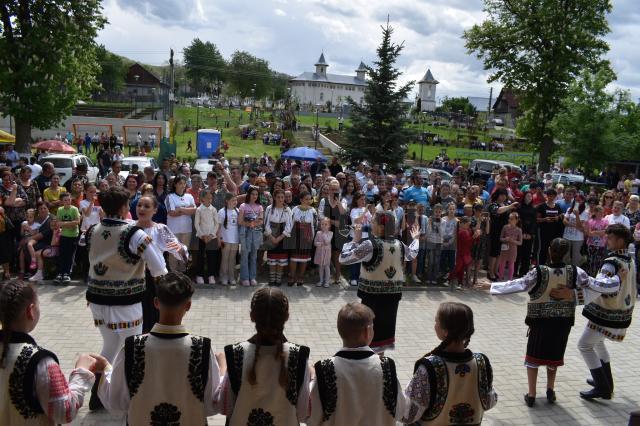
[118,156,159,179]
[38,154,99,185]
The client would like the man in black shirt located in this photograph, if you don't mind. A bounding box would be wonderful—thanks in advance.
[34,161,55,193]
[535,188,564,265]
[328,156,343,177]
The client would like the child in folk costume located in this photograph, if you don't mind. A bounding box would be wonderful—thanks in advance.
[339,211,420,354]
[572,224,636,400]
[491,238,589,406]
[85,186,168,411]
[264,189,293,287]
[217,288,311,425]
[308,302,406,426]
[497,212,523,280]
[450,216,474,289]
[194,189,220,285]
[314,217,333,288]
[288,191,317,286]
[1,280,107,425]
[98,272,223,424]
[402,302,498,425]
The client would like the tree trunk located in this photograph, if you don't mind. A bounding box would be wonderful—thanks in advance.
[538,134,554,172]
[14,118,32,154]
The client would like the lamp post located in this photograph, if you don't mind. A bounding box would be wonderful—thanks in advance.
[420,111,427,165]
[314,105,320,150]
[196,101,200,130]
[151,88,156,120]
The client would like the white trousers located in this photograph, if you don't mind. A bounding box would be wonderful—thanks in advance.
[98,324,141,362]
[577,326,610,370]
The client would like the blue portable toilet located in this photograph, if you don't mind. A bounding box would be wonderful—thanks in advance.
[196,129,221,158]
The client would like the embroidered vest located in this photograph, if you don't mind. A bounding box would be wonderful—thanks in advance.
[124,333,210,425]
[85,220,147,305]
[583,253,637,329]
[526,265,577,326]
[0,332,58,426]
[415,351,493,426]
[224,341,310,426]
[313,351,399,425]
[359,238,405,294]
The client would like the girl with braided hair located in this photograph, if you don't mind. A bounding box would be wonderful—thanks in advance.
[0,280,107,424]
[340,210,420,354]
[217,287,311,425]
[402,302,498,424]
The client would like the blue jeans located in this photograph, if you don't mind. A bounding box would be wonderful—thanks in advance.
[240,226,262,281]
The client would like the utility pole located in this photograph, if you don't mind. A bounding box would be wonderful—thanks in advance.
[487,87,493,122]
[169,49,175,119]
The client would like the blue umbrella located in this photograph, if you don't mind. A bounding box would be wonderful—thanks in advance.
[280,147,326,162]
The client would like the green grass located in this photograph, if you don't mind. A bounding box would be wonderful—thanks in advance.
[295,114,351,129]
[407,144,537,164]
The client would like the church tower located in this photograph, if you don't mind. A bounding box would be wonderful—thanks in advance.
[315,53,328,77]
[418,69,438,112]
[355,61,367,80]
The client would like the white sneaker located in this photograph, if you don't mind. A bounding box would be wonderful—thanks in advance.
[29,270,43,282]
[412,274,421,283]
[323,282,330,288]
[350,279,357,286]
[219,278,228,286]
[241,280,250,287]
[316,281,323,287]
[208,276,216,285]
[196,276,205,284]
[250,279,258,286]
[229,279,237,286]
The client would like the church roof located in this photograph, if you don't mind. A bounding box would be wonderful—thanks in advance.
[356,61,367,71]
[290,72,367,86]
[419,69,438,84]
[315,53,327,66]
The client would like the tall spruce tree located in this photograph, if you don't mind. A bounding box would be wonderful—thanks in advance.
[341,21,413,168]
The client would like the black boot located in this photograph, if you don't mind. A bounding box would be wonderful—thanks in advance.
[580,367,612,400]
[586,361,613,393]
[89,373,104,411]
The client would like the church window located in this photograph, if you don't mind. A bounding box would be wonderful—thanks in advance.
[320,92,324,101]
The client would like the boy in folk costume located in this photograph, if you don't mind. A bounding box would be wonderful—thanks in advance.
[98,272,224,424]
[308,302,406,426]
[339,211,420,354]
[85,186,168,410]
[491,238,589,406]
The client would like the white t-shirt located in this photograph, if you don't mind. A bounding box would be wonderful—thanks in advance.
[563,209,589,241]
[349,206,371,239]
[217,207,239,244]
[165,192,196,234]
[605,213,631,228]
[79,199,102,231]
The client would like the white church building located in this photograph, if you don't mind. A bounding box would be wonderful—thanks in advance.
[289,54,367,108]
[417,68,438,112]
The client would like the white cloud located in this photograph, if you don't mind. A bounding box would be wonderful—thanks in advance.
[97,0,640,100]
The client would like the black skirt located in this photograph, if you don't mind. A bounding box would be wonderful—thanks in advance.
[142,269,159,333]
[525,324,572,367]
[359,290,402,352]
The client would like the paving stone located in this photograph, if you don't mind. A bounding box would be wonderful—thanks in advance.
[28,284,638,425]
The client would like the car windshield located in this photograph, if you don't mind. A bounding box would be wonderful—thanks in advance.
[121,160,148,171]
[41,158,72,169]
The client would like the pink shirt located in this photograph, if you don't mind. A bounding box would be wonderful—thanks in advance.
[586,218,608,247]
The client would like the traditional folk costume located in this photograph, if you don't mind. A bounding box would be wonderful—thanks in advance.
[339,236,419,352]
[138,222,188,333]
[86,218,167,362]
[0,331,94,425]
[490,263,588,368]
[402,349,498,425]
[288,206,317,263]
[98,324,221,424]
[308,346,406,426]
[217,341,311,425]
[264,205,293,284]
[575,249,637,398]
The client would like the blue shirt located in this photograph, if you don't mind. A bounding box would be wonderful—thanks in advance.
[403,185,430,208]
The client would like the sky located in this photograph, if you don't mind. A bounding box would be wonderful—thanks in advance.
[97,0,640,103]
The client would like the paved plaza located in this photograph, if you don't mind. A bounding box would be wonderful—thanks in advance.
[32,282,639,426]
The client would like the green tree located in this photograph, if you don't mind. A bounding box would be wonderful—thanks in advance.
[610,91,640,161]
[95,45,127,94]
[227,51,272,99]
[0,0,106,152]
[437,96,477,115]
[341,21,413,167]
[183,38,226,94]
[552,68,615,174]
[464,0,612,171]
